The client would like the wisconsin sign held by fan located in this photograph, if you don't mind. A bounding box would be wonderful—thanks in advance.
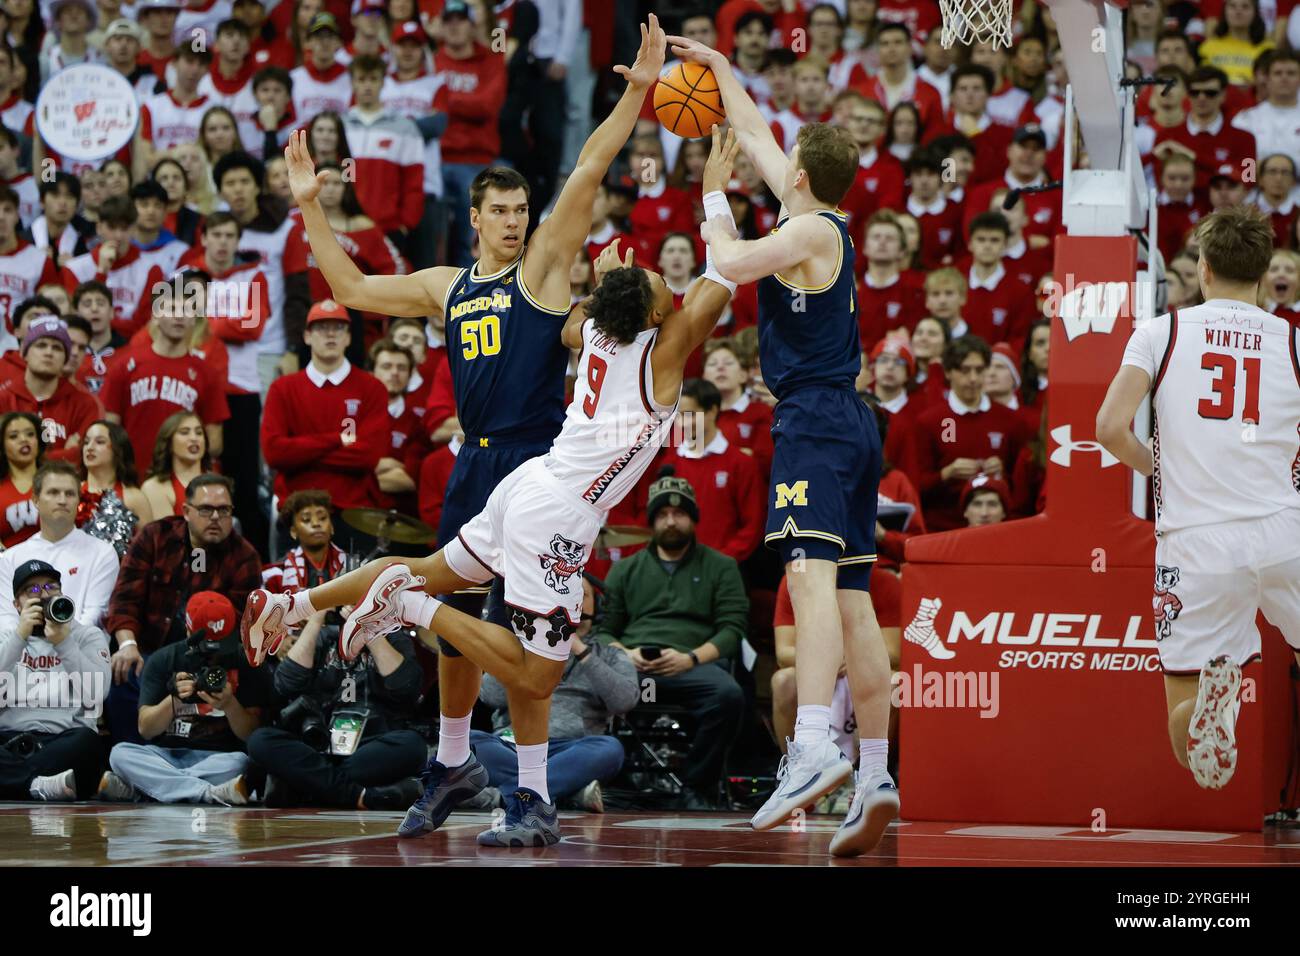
[37,64,139,163]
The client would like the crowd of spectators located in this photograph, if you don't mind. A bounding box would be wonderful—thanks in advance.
[2,0,1298,810]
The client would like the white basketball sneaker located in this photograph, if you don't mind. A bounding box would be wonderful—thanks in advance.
[829,766,899,857]
[241,588,291,666]
[751,737,854,831]
[904,597,953,660]
[340,563,427,661]
[1186,655,1242,790]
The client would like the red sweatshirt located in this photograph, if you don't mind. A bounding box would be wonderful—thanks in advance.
[261,361,389,510]
[0,376,102,462]
[655,432,766,562]
[716,392,773,480]
[906,393,1031,530]
[418,439,457,533]
[434,43,507,166]
[857,271,926,349]
[962,264,1037,351]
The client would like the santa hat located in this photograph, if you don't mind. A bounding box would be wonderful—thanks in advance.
[990,342,1021,387]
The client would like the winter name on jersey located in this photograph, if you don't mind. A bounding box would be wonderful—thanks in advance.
[129,372,200,408]
[1204,328,1263,351]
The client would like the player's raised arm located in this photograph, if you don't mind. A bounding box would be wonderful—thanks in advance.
[668,35,789,203]
[527,16,667,284]
[702,211,835,286]
[285,131,455,318]
[656,127,741,366]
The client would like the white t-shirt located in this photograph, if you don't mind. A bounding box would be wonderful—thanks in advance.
[1121,299,1300,535]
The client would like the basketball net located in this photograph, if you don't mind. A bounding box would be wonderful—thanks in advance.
[939,0,1014,49]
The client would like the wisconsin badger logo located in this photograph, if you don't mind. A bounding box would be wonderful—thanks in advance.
[1153,564,1183,641]
[538,534,585,594]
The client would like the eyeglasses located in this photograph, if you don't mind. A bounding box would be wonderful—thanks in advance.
[194,506,234,519]
[1188,87,1222,98]
[23,583,59,596]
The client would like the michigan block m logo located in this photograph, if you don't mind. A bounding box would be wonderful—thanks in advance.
[774,481,808,508]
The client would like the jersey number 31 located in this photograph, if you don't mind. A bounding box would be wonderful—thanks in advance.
[1198,352,1261,423]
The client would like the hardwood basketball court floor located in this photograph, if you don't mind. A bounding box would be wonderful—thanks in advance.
[4,804,1299,867]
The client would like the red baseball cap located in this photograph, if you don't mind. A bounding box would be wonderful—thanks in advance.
[392,19,424,43]
[869,337,916,377]
[186,591,237,641]
[307,298,349,324]
[961,474,1011,512]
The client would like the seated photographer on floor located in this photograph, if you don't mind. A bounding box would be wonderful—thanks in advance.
[0,560,111,801]
[103,592,271,805]
[470,574,635,812]
[244,601,426,810]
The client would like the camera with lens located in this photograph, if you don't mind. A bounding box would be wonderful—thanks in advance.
[172,630,232,703]
[279,695,330,752]
[31,595,75,638]
[1,732,41,758]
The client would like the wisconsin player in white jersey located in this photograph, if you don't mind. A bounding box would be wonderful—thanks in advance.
[242,125,743,845]
[1098,206,1300,791]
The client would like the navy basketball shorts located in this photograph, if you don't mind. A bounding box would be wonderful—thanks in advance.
[764,386,880,591]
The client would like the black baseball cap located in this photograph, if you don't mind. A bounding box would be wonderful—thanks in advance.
[1012,124,1047,148]
[13,560,60,596]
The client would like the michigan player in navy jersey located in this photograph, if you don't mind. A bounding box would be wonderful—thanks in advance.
[257,17,673,843]
[670,35,898,857]
[244,126,742,845]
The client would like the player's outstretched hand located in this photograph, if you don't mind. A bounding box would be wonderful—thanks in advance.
[613,13,666,89]
[593,237,635,283]
[666,34,726,70]
[701,125,740,196]
[284,129,329,205]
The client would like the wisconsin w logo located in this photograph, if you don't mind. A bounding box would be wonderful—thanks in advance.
[774,481,808,508]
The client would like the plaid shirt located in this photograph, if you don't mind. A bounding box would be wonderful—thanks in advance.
[105,516,262,654]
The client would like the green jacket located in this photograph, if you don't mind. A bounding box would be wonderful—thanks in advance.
[592,541,748,660]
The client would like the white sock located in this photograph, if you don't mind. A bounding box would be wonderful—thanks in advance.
[436,713,472,768]
[399,591,442,629]
[516,742,550,803]
[285,590,318,627]
[860,738,889,772]
[793,704,832,750]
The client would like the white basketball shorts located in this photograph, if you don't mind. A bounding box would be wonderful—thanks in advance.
[442,456,602,663]
[1153,508,1300,674]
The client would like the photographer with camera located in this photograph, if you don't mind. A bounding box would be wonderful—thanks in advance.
[0,461,119,632]
[104,473,262,744]
[102,592,271,804]
[244,602,426,810]
[0,560,111,801]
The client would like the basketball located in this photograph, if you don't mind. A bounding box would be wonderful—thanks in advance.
[653,62,726,139]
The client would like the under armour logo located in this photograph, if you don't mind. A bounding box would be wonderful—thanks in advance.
[1049,425,1119,468]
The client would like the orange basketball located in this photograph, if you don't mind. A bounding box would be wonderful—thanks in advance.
[654,62,726,139]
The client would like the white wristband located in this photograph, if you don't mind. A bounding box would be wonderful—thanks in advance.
[701,189,734,224]
[701,191,739,294]
[118,639,137,649]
